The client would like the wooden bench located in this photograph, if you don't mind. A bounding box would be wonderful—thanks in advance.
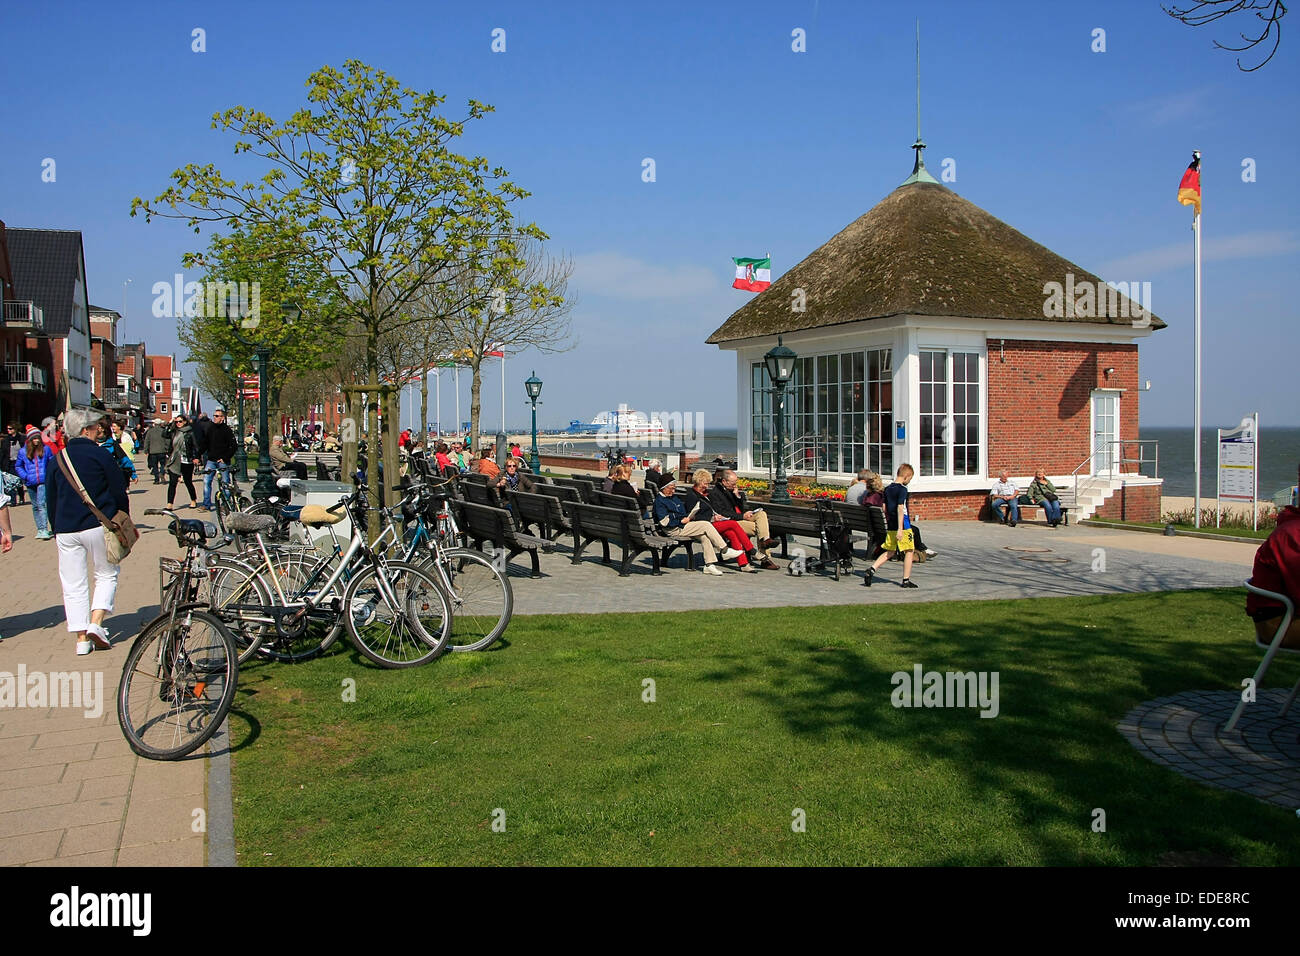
[562,501,684,576]
[760,501,826,558]
[460,479,504,509]
[550,475,598,503]
[829,500,887,556]
[592,488,648,517]
[507,488,572,541]
[452,499,553,578]
[988,487,1072,525]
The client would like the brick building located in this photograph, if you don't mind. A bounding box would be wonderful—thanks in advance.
[0,220,48,427]
[146,353,182,420]
[708,145,1165,521]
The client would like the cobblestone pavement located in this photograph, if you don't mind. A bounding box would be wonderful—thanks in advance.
[1119,689,1300,809]
[0,478,1270,865]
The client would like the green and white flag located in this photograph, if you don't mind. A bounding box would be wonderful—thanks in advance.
[732,256,771,292]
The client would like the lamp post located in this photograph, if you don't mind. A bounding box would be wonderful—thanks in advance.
[764,336,797,503]
[524,370,542,472]
[219,352,249,481]
[227,299,301,501]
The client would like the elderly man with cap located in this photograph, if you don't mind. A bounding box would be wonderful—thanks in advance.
[651,476,743,575]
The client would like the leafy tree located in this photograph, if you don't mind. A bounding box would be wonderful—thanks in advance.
[132,59,547,525]
[1164,0,1287,70]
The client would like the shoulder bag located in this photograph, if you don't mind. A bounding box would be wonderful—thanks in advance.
[55,449,139,563]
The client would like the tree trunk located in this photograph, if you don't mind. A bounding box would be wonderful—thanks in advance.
[366,338,382,540]
[469,360,483,455]
[341,390,357,483]
[384,389,400,506]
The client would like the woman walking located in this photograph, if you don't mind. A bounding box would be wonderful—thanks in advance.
[46,409,128,655]
[166,414,199,509]
[15,426,54,539]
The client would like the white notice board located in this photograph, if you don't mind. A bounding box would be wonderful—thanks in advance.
[1217,413,1259,530]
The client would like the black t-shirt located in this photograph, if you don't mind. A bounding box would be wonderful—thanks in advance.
[883,481,909,531]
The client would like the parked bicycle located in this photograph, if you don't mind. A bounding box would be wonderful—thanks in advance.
[117,508,238,761]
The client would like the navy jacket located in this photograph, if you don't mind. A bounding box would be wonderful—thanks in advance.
[46,437,130,534]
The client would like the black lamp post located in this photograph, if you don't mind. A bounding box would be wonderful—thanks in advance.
[227,298,301,501]
[524,371,542,472]
[220,351,249,481]
[764,336,797,503]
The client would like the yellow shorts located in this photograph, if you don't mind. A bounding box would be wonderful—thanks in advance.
[883,529,915,552]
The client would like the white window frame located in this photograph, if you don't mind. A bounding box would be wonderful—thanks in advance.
[916,347,985,480]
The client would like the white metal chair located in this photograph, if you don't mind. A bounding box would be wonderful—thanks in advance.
[1224,580,1300,732]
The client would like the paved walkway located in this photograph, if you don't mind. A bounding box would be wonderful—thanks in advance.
[1120,689,1300,808]
[504,517,1257,615]
[0,483,1272,865]
[0,477,207,866]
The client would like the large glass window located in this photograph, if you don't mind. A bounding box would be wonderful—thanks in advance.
[751,348,889,474]
[920,350,981,477]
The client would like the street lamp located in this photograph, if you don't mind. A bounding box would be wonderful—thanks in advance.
[764,336,797,503]
[227,298,301,501]
[524,370,542,472]
[220,351,249,481]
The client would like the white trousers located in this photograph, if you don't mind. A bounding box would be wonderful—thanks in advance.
[57,527,120,633]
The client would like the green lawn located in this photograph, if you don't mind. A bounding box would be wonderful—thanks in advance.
[1089,520,1272,540]
[228,589,1299,866]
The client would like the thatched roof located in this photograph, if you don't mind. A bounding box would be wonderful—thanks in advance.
[707,182,1165,344]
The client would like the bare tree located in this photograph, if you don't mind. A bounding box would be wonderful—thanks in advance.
[1164,0,1287,70]
[439,241,576,447]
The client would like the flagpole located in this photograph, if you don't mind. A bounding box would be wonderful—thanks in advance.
[1193,205,1202,528]
[435,368,441,437]
[501,352,506,436]
[455,365,461,439]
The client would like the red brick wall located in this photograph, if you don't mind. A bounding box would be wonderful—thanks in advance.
[909,491,996,520]
[1092,484,1161,523]
[987,340,1140,476]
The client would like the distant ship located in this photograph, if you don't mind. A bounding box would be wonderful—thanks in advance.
[567,405,667,438]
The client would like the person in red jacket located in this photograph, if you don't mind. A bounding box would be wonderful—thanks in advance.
[1246,464,1300,648]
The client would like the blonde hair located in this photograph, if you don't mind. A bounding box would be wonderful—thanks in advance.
[613,464,630,481]
[867,472,885,494]
[691,468,712,487]
[897,463,915,479]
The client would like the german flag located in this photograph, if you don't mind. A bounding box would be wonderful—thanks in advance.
[1177,151,1201,216]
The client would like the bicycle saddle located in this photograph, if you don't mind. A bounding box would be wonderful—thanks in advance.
[225,513,277,534]
[297,504,344,526]
[173,518,209,541]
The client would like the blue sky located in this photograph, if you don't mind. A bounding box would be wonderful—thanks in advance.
[2,0,1296,430]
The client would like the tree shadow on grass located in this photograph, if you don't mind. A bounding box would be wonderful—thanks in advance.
[708,590,1300,864]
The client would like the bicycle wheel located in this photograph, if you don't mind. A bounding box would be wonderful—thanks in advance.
[117,609,237,761]
[435,548,513,652]
[343,560,452,668]
[259,547,344,662]
[206,558,271,665]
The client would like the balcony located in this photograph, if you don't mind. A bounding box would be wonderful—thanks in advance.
[2,301,45,333]
[103,386,141,409]
[0,362,48,391]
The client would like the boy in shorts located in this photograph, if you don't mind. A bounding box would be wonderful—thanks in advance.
[863,463,918,589]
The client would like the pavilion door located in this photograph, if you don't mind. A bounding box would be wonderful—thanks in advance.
[1090,390,1120,476]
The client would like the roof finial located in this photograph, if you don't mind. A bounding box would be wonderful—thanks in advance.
[903,19,939,186]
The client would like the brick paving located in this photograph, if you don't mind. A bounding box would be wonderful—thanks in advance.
[1119,690,1300,809]
[0,473,1278,865]
[0,477,208,866]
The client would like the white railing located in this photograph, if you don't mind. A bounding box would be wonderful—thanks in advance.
[1069,439,1160,501]
[1,362,48,389]
[2,300,44,331]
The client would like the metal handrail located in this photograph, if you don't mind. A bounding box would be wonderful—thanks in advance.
[2,300,44,331]
[1069,439,1160,503]
[1,362,47,388]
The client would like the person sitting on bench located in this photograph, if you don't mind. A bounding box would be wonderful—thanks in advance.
[709,469,779,570]
[1027,467,1063,527]
[495,457,536,494]
[685,470,758,571]
[1246,464,1300,648]
[609,464,639,500]
[990,470,1020,526]
[652,477,743,576]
